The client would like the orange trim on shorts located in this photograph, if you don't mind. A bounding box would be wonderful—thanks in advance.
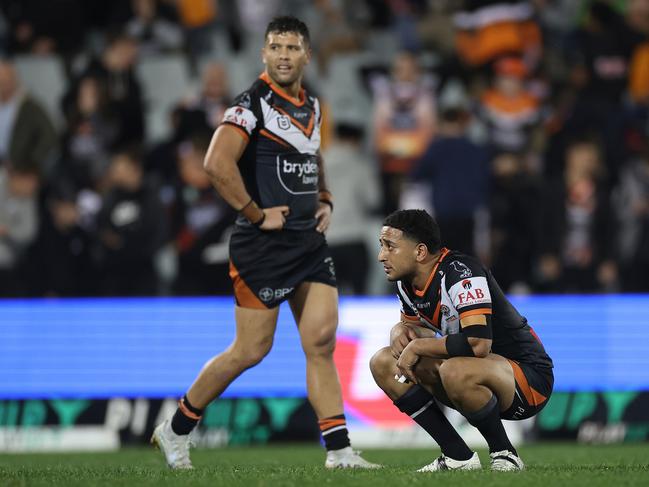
[507,359,547,407]
[229,261,267,309]
[459,308,493,320]
[178,399,202,421]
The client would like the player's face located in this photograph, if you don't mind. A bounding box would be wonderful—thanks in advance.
[262,32,310,87]
[378,226,418,281]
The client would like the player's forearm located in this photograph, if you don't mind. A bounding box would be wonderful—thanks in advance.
[409,337,450,359]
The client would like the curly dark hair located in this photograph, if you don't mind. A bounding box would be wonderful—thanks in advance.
[265,16,310,46]
[383,209,441,253]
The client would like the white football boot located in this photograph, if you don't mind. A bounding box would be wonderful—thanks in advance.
[490,450,525,471]
[151,419,194,470]
[325,447,382,469]
[417,452,481,472]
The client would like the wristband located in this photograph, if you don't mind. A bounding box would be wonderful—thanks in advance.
[239,198,264,225]
[318,190,333,211]
[252,211,266,227]
[445,333,475,357]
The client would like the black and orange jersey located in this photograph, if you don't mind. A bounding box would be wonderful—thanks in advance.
[396,249,553,369]
[221,72,323,231]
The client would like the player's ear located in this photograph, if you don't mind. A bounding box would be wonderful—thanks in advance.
[415,243,428,262]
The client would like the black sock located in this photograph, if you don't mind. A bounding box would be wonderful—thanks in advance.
[318,414,351,451]
[170,395,204,436]
[463,394,517,455]
[394,386,473,461]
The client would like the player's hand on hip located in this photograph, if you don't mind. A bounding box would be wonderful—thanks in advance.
[260,206,290,231]
[396,340,420,384]
[315,202,332,233]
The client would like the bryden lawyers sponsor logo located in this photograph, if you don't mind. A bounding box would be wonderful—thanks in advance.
[277,154,319,194]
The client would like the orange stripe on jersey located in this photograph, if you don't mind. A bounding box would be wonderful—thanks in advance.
[260,129,290,147]
[432,301,441,326]
[221,121,250,142]
[401,312,419,322]
[179,398,202,421]
[508,359,547,407]
[229,261,267,309]
[259,72,306,106]
[414,248,450,297]
[459,308,493,320]
[274,105,315,138]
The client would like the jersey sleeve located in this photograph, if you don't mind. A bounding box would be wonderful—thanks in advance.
[444,258,492,320]
[396,281,418,320]
[221,91,259,139]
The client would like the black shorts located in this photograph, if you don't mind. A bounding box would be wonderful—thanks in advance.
[229,226,337,309]
[500,360,554,421]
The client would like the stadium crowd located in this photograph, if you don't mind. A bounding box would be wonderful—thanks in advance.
[0,0,648,297]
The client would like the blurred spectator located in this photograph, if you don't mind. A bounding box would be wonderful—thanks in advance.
[488,152,543,293]
[26,177,98,297]
[64,32,145,149]
[562,1,643,183]
[454,0,542,71]
[126,0,184,55]
[323,123,381,295]
[171,134,235,295]
[0,59,57,175]
[476,57,542,154]
[96,148,165,296]
[61,75,119,190]
[538,139,618,293]
[0,165,39,296]
[410,107,489,256]
[372,51,436,214]
[175,0,220,58]
[181,62,230,130]
[2,0,88,58]
[309,0,365,74]
[614,151,649,292]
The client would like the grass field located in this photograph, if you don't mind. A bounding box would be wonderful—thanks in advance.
[1,443,648,486]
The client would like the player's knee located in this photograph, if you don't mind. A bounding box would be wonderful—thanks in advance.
[302,325,337,358]
[369,347,395,383]
[438,358,474,392]
[230,336,274,369]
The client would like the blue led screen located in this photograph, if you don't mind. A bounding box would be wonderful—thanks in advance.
[1,295,648,398]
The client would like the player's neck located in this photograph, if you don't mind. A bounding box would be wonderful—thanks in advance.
[411,250,443,291]
[265,72,302,99]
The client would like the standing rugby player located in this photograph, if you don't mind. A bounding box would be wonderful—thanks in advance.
[152,16,379,470]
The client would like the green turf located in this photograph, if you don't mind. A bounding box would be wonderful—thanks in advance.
[0,443,648,487]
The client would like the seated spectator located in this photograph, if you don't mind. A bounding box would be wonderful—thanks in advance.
[63,32,145,149]
[538,139,618,292]
[26,177,99,297]
[454,0,542,70]
[0,165,39,296]
[170,134,235,295]
[125,0,184,55]
[323,124,381,295]
[488,152,544,294]
[0,59,57,175]
[614,150,649,292]
[96,148,165,296]
[372,51,436,214]
[180,62,231,130]
[61,75,119,190]
[476,57,542,154]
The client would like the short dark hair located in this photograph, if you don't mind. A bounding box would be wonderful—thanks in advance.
[265,16,310,46]
[383,209,441,253]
